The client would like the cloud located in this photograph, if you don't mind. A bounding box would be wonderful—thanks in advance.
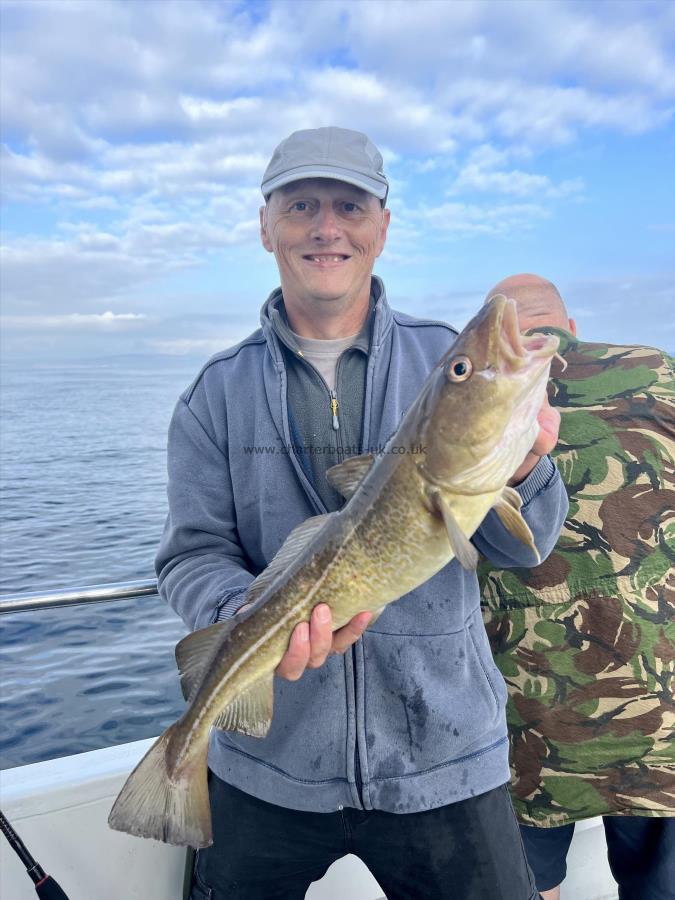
[2,138,269,205]
[3,311,148,330]
[2,0,671,223]
[1,210,260,314]
[1,0,673,358]
[450,144,585,198]
[433,78,672,147]
[1,236,159,311]
[407,199,550,237]
[339,0,675,97]
[3,0,672,179]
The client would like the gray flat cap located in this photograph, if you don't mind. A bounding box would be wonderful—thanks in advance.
[261,127,389,202]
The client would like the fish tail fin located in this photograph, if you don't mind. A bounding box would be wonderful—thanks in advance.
[108,725,212,848]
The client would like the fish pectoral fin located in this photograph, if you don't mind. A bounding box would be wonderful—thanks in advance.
[212,676,274,738]
[245,513,332,605]
[176,621,233,703]
[493,487,540,563]
[500,484,522,511]
[367,605,387,627]
[429,488,479,571]
[326,453,376,500]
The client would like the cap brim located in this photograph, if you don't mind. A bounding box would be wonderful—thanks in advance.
[261,165,388,201]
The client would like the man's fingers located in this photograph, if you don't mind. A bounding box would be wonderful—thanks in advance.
[275,621,310,681]
[331,612,372,655]
[509,397,561,485]
[307,604,333,668]
[275,608,373,681]
[531,405,561,457]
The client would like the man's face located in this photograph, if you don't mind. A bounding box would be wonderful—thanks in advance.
[260,178,390,312]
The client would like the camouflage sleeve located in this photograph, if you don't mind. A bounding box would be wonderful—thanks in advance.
[479,332,675,826]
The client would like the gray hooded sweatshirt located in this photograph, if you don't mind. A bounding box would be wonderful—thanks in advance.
[155,276,568,814]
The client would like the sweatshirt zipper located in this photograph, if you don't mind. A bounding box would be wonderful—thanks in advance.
[296,350,341,435]
[330,390,339,431]
[335,353,362,801]
[333,355,347,462]
[294,348,362,804]
[353,647,363,798]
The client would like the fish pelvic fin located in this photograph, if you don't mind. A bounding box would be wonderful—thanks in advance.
[108,725,212,848]
[213,674,274,737]
[326,453,376,500]
[493,485,540,563]
[428,487,479,570]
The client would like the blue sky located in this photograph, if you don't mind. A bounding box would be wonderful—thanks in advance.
[1,0,674,359]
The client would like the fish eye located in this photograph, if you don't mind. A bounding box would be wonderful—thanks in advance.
[446,356,473,382]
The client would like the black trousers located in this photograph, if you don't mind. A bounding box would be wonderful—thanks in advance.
[521,817,675,899]
[191,774,539,900]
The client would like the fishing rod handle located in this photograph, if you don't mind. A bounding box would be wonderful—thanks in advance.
[35,874,71,900]
[0,809,71,898]
[0,808,45,878]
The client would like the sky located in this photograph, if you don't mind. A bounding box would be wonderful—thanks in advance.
[1,0,674,361]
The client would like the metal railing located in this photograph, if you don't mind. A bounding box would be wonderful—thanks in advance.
[0,579,158,615]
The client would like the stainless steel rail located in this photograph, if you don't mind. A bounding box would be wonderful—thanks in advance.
[0,579,158,615]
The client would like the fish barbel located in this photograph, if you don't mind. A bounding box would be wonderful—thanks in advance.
[108,294,559,847]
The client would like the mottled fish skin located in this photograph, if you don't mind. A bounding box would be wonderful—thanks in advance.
[109,295,559,847]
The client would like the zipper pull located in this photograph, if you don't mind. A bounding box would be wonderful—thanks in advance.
[330,391,339,430]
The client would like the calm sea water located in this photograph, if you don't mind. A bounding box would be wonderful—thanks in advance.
[0,357,207,768]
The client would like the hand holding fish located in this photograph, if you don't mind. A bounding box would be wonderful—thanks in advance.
[507,395,561,486]
[236,602,373,680]
[276,605,373,680]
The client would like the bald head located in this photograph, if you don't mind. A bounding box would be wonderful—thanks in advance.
[485,273,575,335]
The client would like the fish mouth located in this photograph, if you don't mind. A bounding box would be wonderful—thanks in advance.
[495,295,559,376]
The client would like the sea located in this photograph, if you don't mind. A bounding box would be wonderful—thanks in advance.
[0,356,209,769]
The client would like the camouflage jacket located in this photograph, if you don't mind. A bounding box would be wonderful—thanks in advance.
[480,328,675,826]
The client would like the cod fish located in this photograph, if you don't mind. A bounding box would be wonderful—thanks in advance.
[108,294,559,847]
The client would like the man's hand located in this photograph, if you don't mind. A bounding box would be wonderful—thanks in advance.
[275,605,372,681]
[508,396,561,486]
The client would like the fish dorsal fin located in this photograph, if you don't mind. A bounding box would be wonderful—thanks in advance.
[429,488,479,570]
[212,675,274,738]
[175,621,232,703]
[493,485,540,563]
[326,453,375,500]
[245,514,332,605]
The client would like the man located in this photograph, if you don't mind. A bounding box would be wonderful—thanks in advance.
[156,129,568,900]
[479,274,675,900]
